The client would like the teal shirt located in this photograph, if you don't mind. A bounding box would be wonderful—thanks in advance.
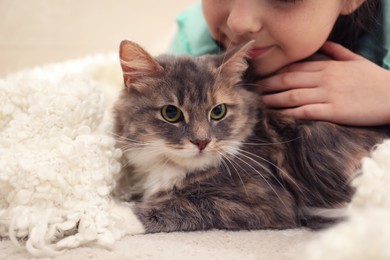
[168,2,219,56]
[168,1,390,69]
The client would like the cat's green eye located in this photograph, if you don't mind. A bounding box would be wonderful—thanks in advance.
[210,104,227,121]
[161,105,183,123]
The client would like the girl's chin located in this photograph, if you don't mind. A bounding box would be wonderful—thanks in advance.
[252,65,283,78]
[248,55,286,78]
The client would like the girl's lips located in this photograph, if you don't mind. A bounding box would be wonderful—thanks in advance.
[248,46,273,59]
[227,39,273,58]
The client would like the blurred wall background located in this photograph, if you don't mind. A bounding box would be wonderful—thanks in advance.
[0,0,196,77]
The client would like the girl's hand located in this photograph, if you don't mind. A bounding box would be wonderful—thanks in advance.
[257,41,390,126]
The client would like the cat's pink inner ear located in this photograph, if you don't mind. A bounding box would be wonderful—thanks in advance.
[119,40,162,85]
[219,40,255,78]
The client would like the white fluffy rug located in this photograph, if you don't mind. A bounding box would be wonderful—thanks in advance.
[0,54,389,259]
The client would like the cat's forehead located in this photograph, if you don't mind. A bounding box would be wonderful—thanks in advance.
[157,55,218,80]
[156,55,222,104]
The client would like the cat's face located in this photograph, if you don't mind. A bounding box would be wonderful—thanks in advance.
[114,41,259,171]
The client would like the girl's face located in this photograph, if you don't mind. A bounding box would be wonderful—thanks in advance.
[202,0,359,77]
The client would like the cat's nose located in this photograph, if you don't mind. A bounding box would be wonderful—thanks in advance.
[190,139,210,151]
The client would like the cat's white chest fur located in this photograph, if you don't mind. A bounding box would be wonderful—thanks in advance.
[142,165,186,198]
[124,150,188,199]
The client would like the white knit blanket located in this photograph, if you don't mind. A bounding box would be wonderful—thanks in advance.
[0,54,136,256]
[0,55,389,259]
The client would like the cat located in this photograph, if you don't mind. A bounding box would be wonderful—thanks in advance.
[112,40,390,233]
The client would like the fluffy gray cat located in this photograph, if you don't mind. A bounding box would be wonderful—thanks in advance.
[112,40,389,233]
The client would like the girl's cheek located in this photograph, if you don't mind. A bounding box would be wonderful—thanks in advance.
[202,0,227,28]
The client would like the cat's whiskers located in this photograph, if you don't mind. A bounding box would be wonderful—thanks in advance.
[109,131,158,145]
[117,137,151,146]
[109,131,160,143]
[121,146,152,153]
[112,137,147,147]
[225,155,251,178]
[118,140,156,152]
[219,157,232,179]
[237,149,303,193]
[115,145,153,172]
[220,152,250,196]
[118,142,151,149]
[217,151,233,178]
[234,149,285,188]
[229,150,290,210]
[109,131,135,140]
[243,136,302,146]
[121,143,168,162]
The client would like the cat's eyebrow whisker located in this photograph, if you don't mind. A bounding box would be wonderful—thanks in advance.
[237,149,303,193]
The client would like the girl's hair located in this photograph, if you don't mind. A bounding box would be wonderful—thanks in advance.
[329,0,382,51]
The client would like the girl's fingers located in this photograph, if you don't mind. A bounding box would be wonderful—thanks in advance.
[256,71,319,94]
[320,41,363,61]
[261,88,326,108]
[278,58,328,74]
[278,103,333,121]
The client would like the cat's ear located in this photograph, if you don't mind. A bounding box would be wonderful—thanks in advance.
[119,40,163,87]
[218,40,255,79]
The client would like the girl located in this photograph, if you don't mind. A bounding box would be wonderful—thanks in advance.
[169,0,390,126]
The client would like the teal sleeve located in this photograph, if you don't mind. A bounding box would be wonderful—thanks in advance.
[384,52,390,70]
[167,1,220,56]
[383,0,390,69]
[356,1,390,69]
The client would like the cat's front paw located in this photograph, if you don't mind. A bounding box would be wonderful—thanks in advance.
[110,201,145,235]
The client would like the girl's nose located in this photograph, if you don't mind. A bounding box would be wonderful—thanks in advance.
[226,1,262,36]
